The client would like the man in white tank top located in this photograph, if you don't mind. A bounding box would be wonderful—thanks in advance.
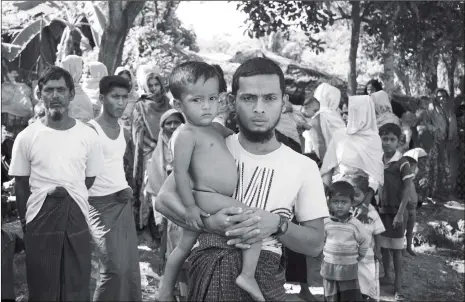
[87,76,142,301]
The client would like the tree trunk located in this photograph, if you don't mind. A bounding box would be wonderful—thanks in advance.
[425,54,439,94]
[444,51,457,98]
[98,1,145,74]
[394,66,411,96]
[380,5,401,95]
[347,2,361,96]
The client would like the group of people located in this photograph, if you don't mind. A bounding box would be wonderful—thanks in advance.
[1,52,464,302]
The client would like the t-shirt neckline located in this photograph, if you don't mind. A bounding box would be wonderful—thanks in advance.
[38,118,78,132]
[234,133,285,159]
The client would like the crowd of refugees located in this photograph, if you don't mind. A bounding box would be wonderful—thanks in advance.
[1,53,464,302]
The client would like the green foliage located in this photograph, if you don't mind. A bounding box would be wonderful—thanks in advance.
[236,1,334,54]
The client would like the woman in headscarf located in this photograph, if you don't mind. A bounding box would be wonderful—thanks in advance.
[428,89,456,201]
[59,55,93,122]
[321,95,384,217]
[115,66,139,127]
[364,79,406,119]
[309,83,346,160]
[132,64,171,230]
[82,61,108,117]
[370,90,401,129]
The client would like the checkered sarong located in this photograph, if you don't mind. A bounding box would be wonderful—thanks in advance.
[187,233,286,301]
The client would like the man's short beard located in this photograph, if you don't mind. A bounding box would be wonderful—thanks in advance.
[236,114,280,143]
[48,109,64,121]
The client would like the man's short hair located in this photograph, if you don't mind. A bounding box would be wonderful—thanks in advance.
[38,66,74,93]
[169,61,219,101]
[379,123,402,139]
[328,181,355,201]
[100,75,131,95]
[231,57,285,96]
[344,175,369,194]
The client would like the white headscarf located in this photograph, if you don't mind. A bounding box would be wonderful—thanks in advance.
[371,90,400,128]
[313,83,346,156]
[136,64,165,96]
[59,55,93,122]
[321,95,384,186]
[82,61,109,111]
[403,148,427,162]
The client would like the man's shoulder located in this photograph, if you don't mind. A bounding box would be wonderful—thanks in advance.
[279,145,319,170]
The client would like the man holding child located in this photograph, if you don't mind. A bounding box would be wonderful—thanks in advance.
[155,57,329,300]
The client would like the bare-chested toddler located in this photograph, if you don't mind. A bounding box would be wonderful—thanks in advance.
[157,62,264,301]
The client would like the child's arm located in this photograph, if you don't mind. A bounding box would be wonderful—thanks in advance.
[374,234,382,260]
[356,225,369,261]
[394,159,416,228]
[173,129,209,230]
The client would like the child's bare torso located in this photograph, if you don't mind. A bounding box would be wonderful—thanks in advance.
[184,126,237,196]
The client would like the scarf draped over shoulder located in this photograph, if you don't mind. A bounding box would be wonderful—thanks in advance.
[371,90,400,128]
[321,95,384,186]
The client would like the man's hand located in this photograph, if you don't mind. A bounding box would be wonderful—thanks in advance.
[375,248,383,261]
[223,209,280,248]
[203,207,256,237]
[185,205,209,231]
[392,212,404,229]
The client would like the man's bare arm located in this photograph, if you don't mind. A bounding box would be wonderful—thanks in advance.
[14,176,30,225]
[278,218,325,257]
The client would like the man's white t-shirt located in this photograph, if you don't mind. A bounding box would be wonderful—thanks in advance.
[9,119,104,223]
[225,134,329,255]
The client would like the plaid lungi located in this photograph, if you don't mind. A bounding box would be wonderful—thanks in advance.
[187,233,286,301]
[24,190,91,301]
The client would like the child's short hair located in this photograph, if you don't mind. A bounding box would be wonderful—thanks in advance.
[328,181,355,201]
[169,61,219,101]
[344,175,369,194]
[379,123,402,139]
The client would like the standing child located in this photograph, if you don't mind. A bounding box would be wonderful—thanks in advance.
[378,123,416,301]
[346,174,385,302]
[321,181,369,302]
[300,96,322,161]
[2,225,25,302]
[403,148,428,256]
[157,62,265,301]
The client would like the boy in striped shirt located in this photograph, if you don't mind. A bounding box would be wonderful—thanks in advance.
[321,181,369,302]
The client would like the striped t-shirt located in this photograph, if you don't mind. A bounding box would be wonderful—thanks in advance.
[321,215,369,281]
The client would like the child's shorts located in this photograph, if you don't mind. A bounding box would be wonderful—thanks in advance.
[323,278,363,301]
[379,211,408,249]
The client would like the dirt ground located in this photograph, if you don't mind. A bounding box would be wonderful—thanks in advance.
[7,200,464,301]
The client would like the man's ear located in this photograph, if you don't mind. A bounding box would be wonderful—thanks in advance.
[282,93,289,109]
[173,99,183,112]
[69,89,75,102]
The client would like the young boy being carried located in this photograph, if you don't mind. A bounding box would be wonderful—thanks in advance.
[321,181,369,302]
[157,62,265,301]
[346,174,385,302]
[378,123,416,301]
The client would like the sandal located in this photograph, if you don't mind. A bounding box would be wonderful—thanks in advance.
[395,292,406,301]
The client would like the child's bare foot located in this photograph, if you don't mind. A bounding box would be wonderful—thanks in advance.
[406,247,417,256]
[236,274,265,301]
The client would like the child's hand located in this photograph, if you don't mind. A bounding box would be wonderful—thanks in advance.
[185,205,210,231]
[392,212,404,229]
[354,204,369,224]
[419,178,428,188]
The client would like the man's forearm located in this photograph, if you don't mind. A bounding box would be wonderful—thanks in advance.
[155,192,199,232]
[14,179,30,223]
[278,218,325,257]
